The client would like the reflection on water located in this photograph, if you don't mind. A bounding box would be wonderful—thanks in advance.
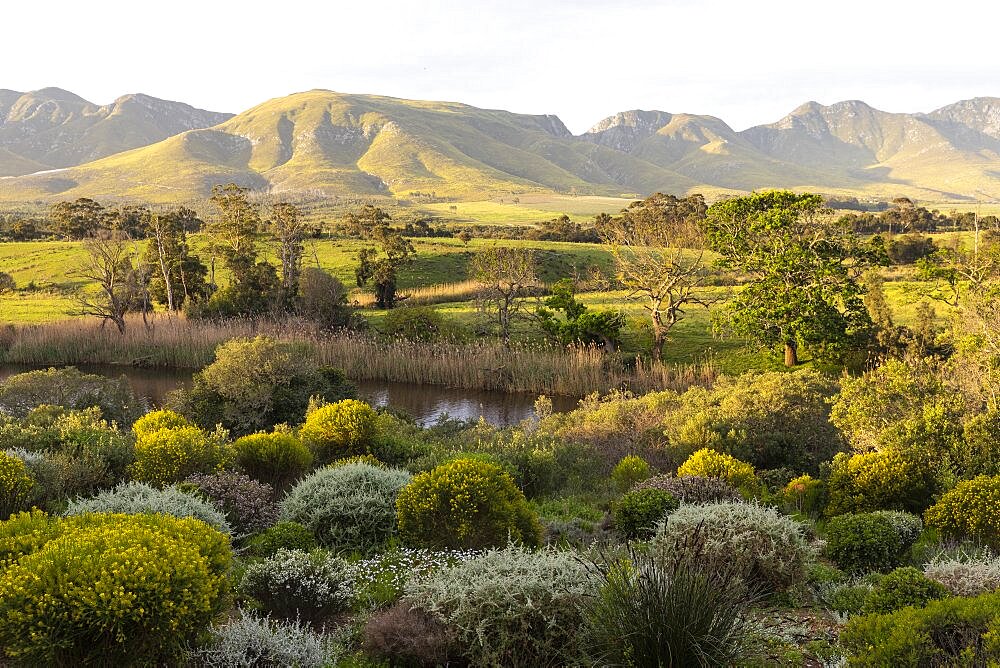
[0,365,578,428]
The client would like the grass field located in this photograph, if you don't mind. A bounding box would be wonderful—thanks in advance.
[420,194,636,225]
[0,229,964,375]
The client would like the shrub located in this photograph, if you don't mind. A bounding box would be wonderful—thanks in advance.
[0,512,230,665]
[65,481,231,534]
[171,336,355,436]
[281,462,410,552]
[298,267,351,329]
[397,458,542,550]
[300,399,379,464]
[840,591,1000,665]
[362,602,457,667]
[613,488,679,540]
[232,430,313,490]
[861,566,948,615]
[611,454,652,493]
[184,472,279,536]
[246,521,317,559]
[925,553,1000,596]
[239,548,354,624]
[651,501,811,593]
[925,475,1000,546]
[130,425,229,486]
[825,448,946,516]
[381,305,450,341]
[823,511,922,574]
[347,547,478,609]
[404,545,595,667]
[4,448,62,510]
[662,368,842,472]
[0,366,144,425]
[634,473,741,503]
[582,538,757,666]
[815,575,881,617]
[132,408,191,438]
[0,451,34,520]
[192,613,343,668]
[677,448,758,491]
[781,474,825,516]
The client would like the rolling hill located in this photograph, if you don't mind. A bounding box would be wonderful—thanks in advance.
[2,88,1000,205]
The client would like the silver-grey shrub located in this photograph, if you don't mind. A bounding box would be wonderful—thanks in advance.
[651,501,812,593]
[925,552,1000,597]
[239,549,354,623]
[403,545,596,667]
[189,613,347,667]
[64,481,231,534]
[280,462,410,552]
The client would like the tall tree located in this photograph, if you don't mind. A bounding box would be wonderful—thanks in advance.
[269,201,307,304]
[72,232,145,333]
[344,205,392,238]
[355,227,415,308]
[142,210,210,312]
[472,246,539,344]
[208,183,261,283]
[598,193,710,358]
[703,191,882,366]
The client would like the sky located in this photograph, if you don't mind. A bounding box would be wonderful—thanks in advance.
[3,0,999,134]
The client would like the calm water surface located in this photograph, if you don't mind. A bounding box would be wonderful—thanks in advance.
[0,364,577,427]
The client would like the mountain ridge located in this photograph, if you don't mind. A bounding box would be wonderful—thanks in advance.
[3,88,1000,204]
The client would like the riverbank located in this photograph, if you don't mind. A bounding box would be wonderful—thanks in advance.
[0,316,718,397]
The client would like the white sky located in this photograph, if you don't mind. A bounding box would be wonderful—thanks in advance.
[3,0,999,134]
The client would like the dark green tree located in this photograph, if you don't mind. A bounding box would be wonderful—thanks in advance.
[703,191,882,366]
[269,201,307,305]
[344,204,392,238]
[49,198,106,240]
[142,211,211,312]
[536,279,625,350]
[355,227,415,308]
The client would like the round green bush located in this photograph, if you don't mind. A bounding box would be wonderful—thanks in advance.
[610,455,651,494]
[246,521,317,559]
[613,488,679,540]
[397,458,542,550]
[925,475,1000,547]
[0,451,35,520]
[300,399,379,464]
[651,501,811,593]
[677,448,758,491]
[132,409,191,439]
[65,481,232,534]
[862,566,948,615]
[233,430,313,490]
[281,462,410,552]
[823,511,922,574]
[0,512,231,665]
[130,425,229,486]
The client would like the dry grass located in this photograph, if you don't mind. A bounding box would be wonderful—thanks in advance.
[0,315,717,397]
[349,280,483,308]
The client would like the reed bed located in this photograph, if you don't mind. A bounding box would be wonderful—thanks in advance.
[0,315,717,397]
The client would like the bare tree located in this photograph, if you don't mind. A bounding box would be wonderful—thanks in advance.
[72,232,142,333]
[598,193,711,359]
[472,246,539,344]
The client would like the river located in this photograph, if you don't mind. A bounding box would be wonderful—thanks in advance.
[0,364,578,427]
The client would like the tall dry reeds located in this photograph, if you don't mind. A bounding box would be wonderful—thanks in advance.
[0,315,716,396]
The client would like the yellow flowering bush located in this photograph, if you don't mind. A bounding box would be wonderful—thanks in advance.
[0,452,34,520]
[782,474,825,516]
[610,454,652,493]
[0,511,231,665]
[300,399,378,463]
[396,458,542,550]
[130,426,229,486]
[233,430,313,490]
[677,448,758,491]
[925,475,1000,547]
[132,408,192,439]
[825,448,944,516]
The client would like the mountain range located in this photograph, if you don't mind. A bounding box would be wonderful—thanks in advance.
[2,87,1000,205]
